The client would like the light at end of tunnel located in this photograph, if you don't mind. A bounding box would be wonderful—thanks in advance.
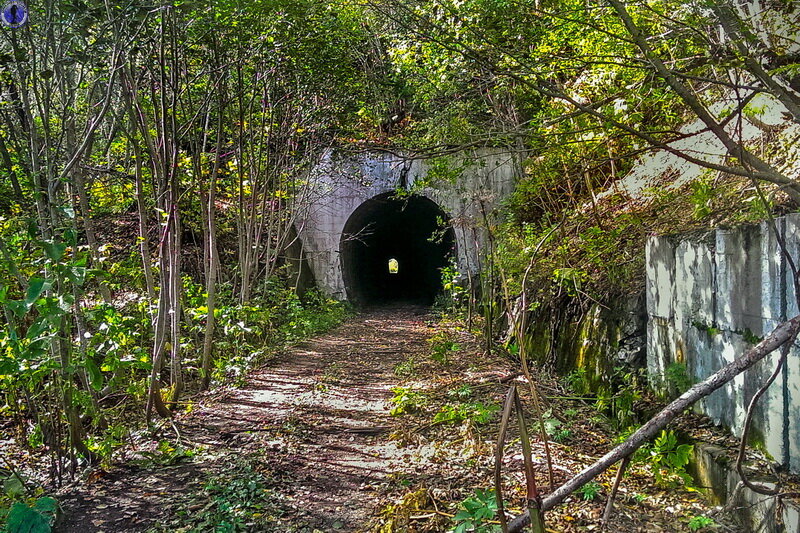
[388,258,399,274]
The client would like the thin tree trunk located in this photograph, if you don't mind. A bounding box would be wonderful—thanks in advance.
[200,80,224,390]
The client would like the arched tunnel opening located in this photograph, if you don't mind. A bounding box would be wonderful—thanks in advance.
[340,193,455,306]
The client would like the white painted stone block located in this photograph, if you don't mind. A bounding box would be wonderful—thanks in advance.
[759,218,785,334]
[784,213,800,320]
[787,345,800,472]
[716,227,766,334]
[674,238,714,330]
[646,236,675,320]
[646,318,672,392]
[784,500,800,533]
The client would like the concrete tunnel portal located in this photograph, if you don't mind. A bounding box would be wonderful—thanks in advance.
[340,193,455,306]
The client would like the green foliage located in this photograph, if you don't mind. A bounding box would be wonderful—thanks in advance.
[433,402,498,425]
[447,384,474,401]
[155,462,285,533]
[134,440,196,467]
[687,515,716,531]
[567,368,589,395]
[646,430,694,488]
[393,358,417,378]
[664,362,693,397]
[184,282,349,385]
[451,488,501,533]
[437,263,468,315]
[692,321,721,336]
[543,413,572,443]
[576,481,602,502]
[389,387,427,416]
[552,267,589,297]
[428,331,460,364]
[690,178,716,220]
[741,329,763,345]
[4,497,58,533]
[594,367,642,429]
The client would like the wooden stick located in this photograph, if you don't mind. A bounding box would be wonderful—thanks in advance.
[602,455,631,528]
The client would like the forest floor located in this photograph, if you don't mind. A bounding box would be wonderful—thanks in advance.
[51,306,745,532]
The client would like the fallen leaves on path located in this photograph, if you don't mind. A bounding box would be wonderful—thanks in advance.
[53,306,746,532]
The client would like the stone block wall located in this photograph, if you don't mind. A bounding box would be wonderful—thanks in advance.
[646,214,800,473]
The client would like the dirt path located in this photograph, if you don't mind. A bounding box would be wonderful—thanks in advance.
[57,306,437,532]
[54,307,748,533]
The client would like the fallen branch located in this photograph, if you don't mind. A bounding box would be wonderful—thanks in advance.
[507,314,800,532]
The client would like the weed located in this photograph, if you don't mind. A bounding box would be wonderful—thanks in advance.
[3,497,58,533]
[452,488,501,533]
[543,413,561,435]
[552,267,589,297]
[154,462,286,532]
[433,402,498,425]
[665,362,693,396]
[428,331,460,364]
[645,430,694,488]
[690,178,715,220]
[692,321,721,336]
[278,415,312,440]
[576,481,602,501]
[393,358,416,378]
[741,328,762,345]
[747,195,773,220]
[553,427,573,443]
[543,411,572,442]
[567,368,588,394]
[688,515,716,531]
[447,384,473,400]
[388,387,426,416]
[321,361,343,384]
[438,263,468,313]
[134,440,195,467]
[594,368,642,429]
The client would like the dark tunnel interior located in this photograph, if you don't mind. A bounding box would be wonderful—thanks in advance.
[340,193,455,306]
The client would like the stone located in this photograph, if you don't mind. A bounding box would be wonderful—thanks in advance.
[645,235,675,320]
[647,214,800,474]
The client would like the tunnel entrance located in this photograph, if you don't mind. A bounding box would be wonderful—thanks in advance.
[340,193,455,306]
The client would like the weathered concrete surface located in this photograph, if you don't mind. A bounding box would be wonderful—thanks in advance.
[647,215,800,474]
[691,442,800,533]
[297,149,518,300]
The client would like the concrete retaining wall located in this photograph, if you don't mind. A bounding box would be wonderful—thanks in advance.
[646,214,800,473]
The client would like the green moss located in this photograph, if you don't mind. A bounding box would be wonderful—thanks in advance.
[741,329,763,345]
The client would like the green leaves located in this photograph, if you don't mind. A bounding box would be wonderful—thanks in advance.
[2,475,26,498]
[5,497,58,533]
[647,430,694,488]
[41,241,66,263]
[25,278,52,308]
[452,488,501,533]
[432,401,499,425]
[83,356,104,391]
